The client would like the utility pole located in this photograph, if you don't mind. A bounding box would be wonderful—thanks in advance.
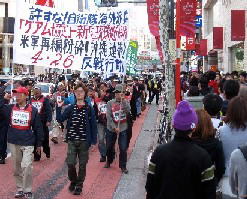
[159,0,175,112]
[175,0,181,104]
[78,0,83,12]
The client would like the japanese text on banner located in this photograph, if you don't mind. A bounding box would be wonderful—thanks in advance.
[13,1,129,74]
[126,40,138,75]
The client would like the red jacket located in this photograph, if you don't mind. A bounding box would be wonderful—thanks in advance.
[208,80,219,94]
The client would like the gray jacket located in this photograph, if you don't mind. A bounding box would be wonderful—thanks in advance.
[106,99,130,133]
[229,147,247,199]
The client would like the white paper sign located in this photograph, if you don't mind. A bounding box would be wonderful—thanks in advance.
[12,111,30,127]
[13,1,129,74]
[98,103,107,114]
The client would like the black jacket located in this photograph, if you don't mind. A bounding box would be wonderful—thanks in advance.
[146,134,216,199]
[56,103,98,146]
[31,96,52,123]
[193,137,225,184]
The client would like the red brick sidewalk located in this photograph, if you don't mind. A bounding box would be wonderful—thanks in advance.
[0,107,150,199]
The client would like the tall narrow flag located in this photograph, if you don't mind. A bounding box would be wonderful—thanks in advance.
[200,39,207,56]
[213,27,223,49]
[180,0,197,37]
[231,10,245,41]
[126,41,138,75]
[155,36,164,62]
[147,0,160,36]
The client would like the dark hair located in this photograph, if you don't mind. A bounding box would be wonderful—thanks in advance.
[207,71,216,81]
[58,75,65,82]
[175,129,192,135]
[74,83,88,96]
[199,75,209,88]
[223,80,240,100]
[232,71,239,77]
[224,96,247,129]
[193,109,215,140]
[218,79,226,93]
[240,71,247,79]
[14,80,24,87]
[189,77,199,87]
[188,86,200,96]
[203,94,223,116]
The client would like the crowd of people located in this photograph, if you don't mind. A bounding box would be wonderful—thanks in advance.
[3,69,247,199]
[146,70,247,199]
[0,74,162,199]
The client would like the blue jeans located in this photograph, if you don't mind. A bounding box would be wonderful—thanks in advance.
[106,130,128,169]
[98,123,106,157]
[136,97,142,115]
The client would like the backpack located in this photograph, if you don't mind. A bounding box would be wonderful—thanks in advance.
[239,145,247,162]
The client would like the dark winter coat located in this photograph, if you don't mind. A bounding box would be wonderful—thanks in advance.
[0,87,44,147]
[146,134,216,199]
[56,103,98,146]
[193,137,225,184]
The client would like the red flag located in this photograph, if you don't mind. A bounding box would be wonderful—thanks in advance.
[36,0,54,7]
[200,39,207,56]
[147,0,160,36]
[195,43,200,55]
[155,36,164,62]
[186,36,195,50]
[213,27,223,49]
[180,0,197,37]
[231,10,245,41]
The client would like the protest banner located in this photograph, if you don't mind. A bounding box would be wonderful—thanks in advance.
[13,0,129,74]
[126,40,138,75]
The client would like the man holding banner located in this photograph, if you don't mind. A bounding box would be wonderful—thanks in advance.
[105,84,131,174]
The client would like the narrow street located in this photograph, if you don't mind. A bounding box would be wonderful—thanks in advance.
[0,104,158,199]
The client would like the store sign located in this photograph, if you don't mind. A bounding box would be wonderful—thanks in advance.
[186,37,195,50]
[195,15,202,27]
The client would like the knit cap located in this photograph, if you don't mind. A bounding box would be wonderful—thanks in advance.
[173,100,198,131]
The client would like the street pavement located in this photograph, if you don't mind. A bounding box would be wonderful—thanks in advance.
[113,104,158,199]
[0,104,158,199]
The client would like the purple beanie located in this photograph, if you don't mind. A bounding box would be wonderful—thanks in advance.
[172,100,198,131]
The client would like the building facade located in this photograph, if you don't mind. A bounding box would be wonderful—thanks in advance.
[202,0,247,72]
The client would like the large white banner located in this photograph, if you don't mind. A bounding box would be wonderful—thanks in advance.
[13,1,129,74]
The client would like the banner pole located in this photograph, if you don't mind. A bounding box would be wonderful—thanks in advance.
[11,64,14,91]
[117,75,126,129]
